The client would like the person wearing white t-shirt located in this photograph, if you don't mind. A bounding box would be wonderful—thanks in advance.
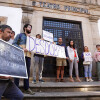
[8,31,15,44]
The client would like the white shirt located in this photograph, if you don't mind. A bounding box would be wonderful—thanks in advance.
[8,39,14,44]
[67,46,79,61]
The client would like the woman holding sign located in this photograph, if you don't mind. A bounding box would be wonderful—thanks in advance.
[82,46,93,82]
[67,40,81,82]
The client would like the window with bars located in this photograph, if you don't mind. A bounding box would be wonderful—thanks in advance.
[43,18,84,77]
[43,18,83,55]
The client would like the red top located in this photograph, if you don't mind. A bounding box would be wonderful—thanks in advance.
[73,48,77,57]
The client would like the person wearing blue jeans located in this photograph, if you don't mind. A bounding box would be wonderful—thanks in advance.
[14,57,31,90]
[13,24,34,95]
[82,46,93,82]
[0,80,23,100]
[84,63,93,81]
[0,25,23,100]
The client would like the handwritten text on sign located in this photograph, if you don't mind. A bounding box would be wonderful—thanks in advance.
[26,36,66,58]
[43,30,53,42]
[0,39,28,78]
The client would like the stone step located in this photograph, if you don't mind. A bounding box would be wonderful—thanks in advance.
[29,77,98,82]
[20,82,100,92]
[23,91,100,100]
[2,82,100,100]
[3,91,100,100]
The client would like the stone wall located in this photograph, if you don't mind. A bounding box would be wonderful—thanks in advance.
[0,17,7,25]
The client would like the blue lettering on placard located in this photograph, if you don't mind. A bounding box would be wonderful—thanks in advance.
[29,37,36,51]
[35,39,41,53]
[39,40,45,55]
[53,45,59,57]
[49,43,55,56]
[45,42,50,55]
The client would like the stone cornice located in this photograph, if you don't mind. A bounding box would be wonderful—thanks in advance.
[0,0,99,8]
[30,0,100,11]
[53,0,100,6]
[89,15,99,22]
[22,7,34,13]
[0,0,100,16]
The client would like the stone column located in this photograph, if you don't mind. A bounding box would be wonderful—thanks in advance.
[0,17,8,25]
[21,7,34,32]
[89,15,100,77]
[97,0,100,5]
[89,16,100,49]
[21,7,34,78]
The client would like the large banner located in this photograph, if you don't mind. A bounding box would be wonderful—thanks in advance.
[0,39,28,79]
[43,30,53,42]
[26,36,66,58]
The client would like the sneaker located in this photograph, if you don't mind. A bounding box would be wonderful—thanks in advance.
[89,79,94,82]
[86,78,89,82]
[39,79,45,83]
[32,80,37,84]
[24,88,35,95]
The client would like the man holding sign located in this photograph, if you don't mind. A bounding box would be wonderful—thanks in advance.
[0,25,23,100]
[56,38,68,82]
[13,24,34,95]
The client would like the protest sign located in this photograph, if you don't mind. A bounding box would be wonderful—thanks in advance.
[26,36,66,58]
[84,52,92,61]
[43,30,53,42]
[0,39,28,79]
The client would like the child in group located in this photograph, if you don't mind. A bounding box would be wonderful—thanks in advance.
[94,44,100,81]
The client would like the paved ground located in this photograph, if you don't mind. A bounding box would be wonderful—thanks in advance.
[24,91,100,97]
[20,82,100,87]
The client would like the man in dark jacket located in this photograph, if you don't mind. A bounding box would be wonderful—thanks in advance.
[0,25,23,100]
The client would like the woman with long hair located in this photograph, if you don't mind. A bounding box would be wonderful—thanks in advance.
[67,40,81,82]
[82,46,93,82]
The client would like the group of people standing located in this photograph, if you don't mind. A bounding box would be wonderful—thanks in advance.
[56,37,100,83]
[7,23,100,85]
[56,38,81,82]
[0,23,100,100]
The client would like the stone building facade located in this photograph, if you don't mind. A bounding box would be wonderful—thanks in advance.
[0,17,7,25]
[0,0,100,78]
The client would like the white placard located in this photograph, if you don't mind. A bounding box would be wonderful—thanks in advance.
[26,36,66,58]
[84,52,92,61]
[43,30,53,42]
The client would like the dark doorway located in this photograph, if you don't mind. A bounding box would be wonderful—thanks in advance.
[42,17,84,77]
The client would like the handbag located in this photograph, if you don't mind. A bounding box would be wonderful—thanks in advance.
[83,61,91,66]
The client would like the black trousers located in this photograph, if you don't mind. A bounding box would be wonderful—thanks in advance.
[14,57,31,90]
